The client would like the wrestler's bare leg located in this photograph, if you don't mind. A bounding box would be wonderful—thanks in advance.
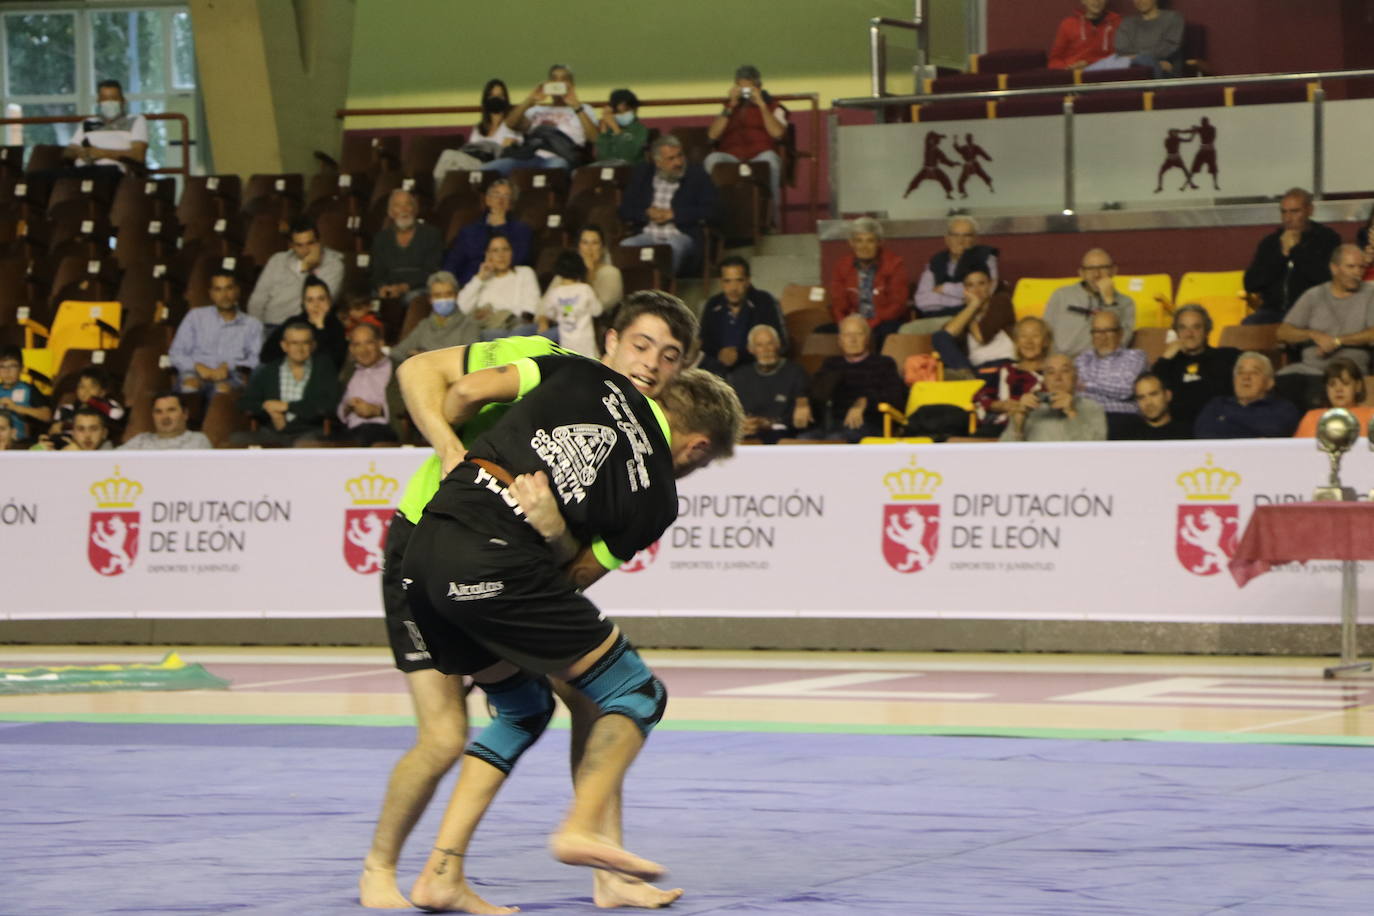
[360,668,468,908]
[409,661,520,915]
[548,631,666,883]
[553,679,683,908]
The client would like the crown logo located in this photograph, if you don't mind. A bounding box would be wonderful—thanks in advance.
[1176,455,1241,501]
[90,466,143,508]
[883,455,943,501]
[346,462,399,506]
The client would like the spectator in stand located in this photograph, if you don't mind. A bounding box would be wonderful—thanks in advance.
[120,392,212,450]
[371,190,443,302]
[577,225,623,310]
[341,294,385,338]
[0,346,52,442]
[1356,209,1374,282]
[903,217,1000,334]
[1293,358,1374,438]
[433,80,522,180]
[930,267,1016,374]
[974,316,1052,433]
[1194,352,1300,438]
[441,179,533,285]
[484,64,598,174]
[1000,353,1107,442]
[1075,309,1147,438]
[619,135,718,276]
[62,79,146,177]
[1087,0,1184,78]
[391,271,481,364]
[234,319,341,447]
[1244,188,1343,324]
[697,255,785,376]
[1048,0,1122,71]
[1117,372,1192,439]
[703,65,788,227]
[261,276,348,370]
[1274,244,1374,408]
[594,89,649,166]
[33,406,112,451]
[730,324,809,444]
[337,323,398,446]
[795,315,905,442]
[247,216,345,330]
[827,217,911,348]
[457,235,540,338]
[49,366,125,441]
[537,250,602,357]
[0,409,22,450]
[1151,304,1240,430]
[1043,247,1136,357]
[170,269,263,395]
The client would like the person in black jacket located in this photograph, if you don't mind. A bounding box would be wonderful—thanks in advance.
[618,135,718,276]
[1243,188,1342,324]
[260,275,348,370]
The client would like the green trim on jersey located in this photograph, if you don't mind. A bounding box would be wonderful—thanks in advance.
[513,357,541,398]
[645,396,672,446]
[396,337,569,524]
[591,536,623,571]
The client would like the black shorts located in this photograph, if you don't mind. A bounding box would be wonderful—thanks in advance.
[401,507,615,677]
[381,513,437,673]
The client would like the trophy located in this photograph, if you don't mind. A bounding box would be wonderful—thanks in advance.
[1315,408,1358,501]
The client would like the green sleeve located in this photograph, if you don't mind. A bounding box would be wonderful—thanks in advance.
[591,537,624,571]
[397,455,444,524]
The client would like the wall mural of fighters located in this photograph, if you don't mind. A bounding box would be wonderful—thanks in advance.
[904,131,996,201]
[1155,115,1219,193]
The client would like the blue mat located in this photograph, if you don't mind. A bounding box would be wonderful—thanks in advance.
[2,723,1373,914]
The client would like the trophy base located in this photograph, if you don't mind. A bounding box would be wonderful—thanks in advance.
[1314,486,1357,501]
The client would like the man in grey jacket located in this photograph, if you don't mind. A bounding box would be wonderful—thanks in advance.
[1087,0,1185,79]
[1000,354,1108,442]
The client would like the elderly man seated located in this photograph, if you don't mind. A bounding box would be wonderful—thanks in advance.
[795,315,905,442]
[826,217,911,350]
[1000,353,1107,442]
[728,324,809,444]
[1075,309,1147,438]
[902,216,1000,335]
[1042,247,1136,358]
[1274,243,1374,409]
[1194,352,1301,438]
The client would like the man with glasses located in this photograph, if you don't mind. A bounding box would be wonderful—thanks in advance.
[903,216,1000,335]
[1074,310,1147,438]
[232,318,341,447]
[1042,247,1136,357]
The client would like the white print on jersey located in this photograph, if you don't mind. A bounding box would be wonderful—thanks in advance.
[531,423,617,504]
[598,381,654,493]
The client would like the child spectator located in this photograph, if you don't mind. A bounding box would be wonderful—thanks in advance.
[0,346,52,441]
[50,366,126,440]
[538,250,603,358]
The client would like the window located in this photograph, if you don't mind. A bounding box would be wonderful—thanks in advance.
[1,4,203,173]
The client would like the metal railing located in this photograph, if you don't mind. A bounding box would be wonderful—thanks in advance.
[869,5,928,99]
[0,112,192,177]
[829,67,1374,217]
[336,93,824,225]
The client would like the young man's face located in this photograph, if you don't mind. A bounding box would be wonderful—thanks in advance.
[289,230,320,262]
[602,314,685,398]
[1133,377,1171,422]
[152,396,188,436]
[71,414,107,450]
[209,275,240,311]
[719,265,750,305]
[0,357,21,386]
[1174,311,1208,353]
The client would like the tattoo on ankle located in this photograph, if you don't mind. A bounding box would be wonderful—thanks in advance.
[433,846,464,875]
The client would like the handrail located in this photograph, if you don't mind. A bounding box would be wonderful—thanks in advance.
[869,7,927,99]
[336,92,823,226]
[0,112,192,178]
[836,66,1374,108]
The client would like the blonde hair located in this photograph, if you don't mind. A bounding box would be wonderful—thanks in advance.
[659,368,744,461]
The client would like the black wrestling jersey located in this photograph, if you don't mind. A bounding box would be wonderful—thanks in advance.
[426,355,678,568]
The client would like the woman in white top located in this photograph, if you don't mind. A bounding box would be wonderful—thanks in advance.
[538,249,603,357]
[578,224,623,310]
[433,79,523,182]
[457,234,540,339]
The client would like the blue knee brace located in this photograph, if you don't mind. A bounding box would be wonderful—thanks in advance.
[568,636,668,736]
[465,672,554,775]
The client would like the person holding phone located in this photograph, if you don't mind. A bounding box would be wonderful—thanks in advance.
[482,64,599,175]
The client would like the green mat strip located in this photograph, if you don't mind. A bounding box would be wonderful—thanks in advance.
[0,710,1370,747]
[0,652,229,695]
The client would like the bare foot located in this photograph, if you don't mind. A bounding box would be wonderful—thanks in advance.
[593,871,684,909]
[550,830,665,882]
[409,875,519,915]
[359,864,412,909]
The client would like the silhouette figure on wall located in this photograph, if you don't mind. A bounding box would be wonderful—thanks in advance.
[953,133,994,197]
[1155,117,1221,193]
[904,131,957,200]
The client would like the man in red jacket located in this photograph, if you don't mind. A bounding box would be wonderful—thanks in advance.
[826,217,911,351]
[1048,0,1121,70]
[704,64,788,228]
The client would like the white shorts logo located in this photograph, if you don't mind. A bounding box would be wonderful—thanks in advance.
[447,580,505,601]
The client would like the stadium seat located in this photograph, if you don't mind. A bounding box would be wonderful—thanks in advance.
[36,300,122,371]
[878,379,984,438]
[783,306,831,360]
[970,49,1047,75]
[780,283,827,316]
[1218,323,1280,364]
[1012,277,1077,319]
[880,333,935,367]
[1115,274,1172,326]
[710,161,771,244]
[20,346,55,392]
[404,132,467,180]
[798,331,840,376]
[928,73,1003,95]
[1131,326,1169,363]
[1177,271,1247,344]
[1193,295,1250,346]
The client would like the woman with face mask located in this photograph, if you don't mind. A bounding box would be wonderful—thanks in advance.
[433,79,525,184]
[390,271,481,365]
[592,88,648,166]
[260,276,348,369]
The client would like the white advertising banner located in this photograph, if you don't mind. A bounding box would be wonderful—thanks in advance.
[0,441,1364,624]
[1323,98,1374,195]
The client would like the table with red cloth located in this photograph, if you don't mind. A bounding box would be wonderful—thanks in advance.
[1229,502,1374,676]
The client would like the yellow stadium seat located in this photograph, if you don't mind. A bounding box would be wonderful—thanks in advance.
[877,379,987,438]
[33,300,123,373]
[1176,272,1249,346]
[20,347,55,394]
[1114,274,1173,327]
[1193,295,1251,346]
[1012,277,1077,320]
